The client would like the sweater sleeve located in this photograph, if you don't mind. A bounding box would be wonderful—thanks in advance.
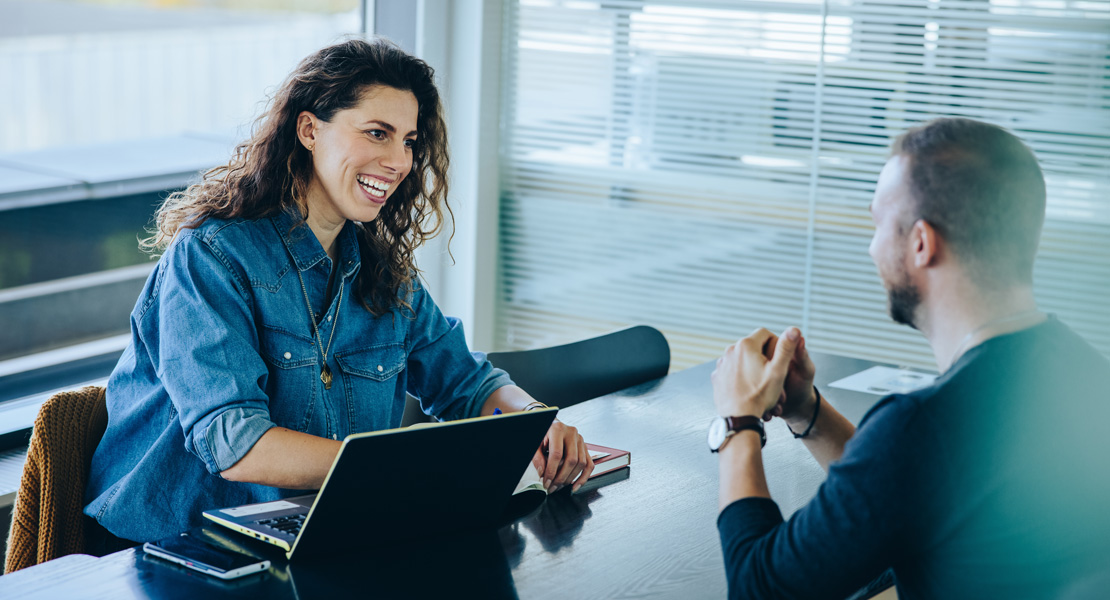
[716,395,927,600]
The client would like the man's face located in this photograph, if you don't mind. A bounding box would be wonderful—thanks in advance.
[869,155,922,329]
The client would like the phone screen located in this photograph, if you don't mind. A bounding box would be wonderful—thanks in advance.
[145,533,266,575]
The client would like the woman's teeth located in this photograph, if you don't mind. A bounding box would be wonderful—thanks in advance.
[357,175,390,198]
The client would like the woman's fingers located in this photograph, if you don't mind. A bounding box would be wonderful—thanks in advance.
[542,423,566,488]
[571,436,595,493]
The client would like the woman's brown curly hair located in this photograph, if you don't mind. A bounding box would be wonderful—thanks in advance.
[144,37,451,316]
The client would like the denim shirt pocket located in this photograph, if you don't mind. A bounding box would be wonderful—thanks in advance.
[335,343,406,432]
[259,325,320,434]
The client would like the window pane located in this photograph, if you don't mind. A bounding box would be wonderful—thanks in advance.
[0,0,361,364]
[1,0,360,153]
[497,0,1110,370]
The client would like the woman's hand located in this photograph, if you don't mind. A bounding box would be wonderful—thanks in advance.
[481,385,596,493]
[533,420,595,493]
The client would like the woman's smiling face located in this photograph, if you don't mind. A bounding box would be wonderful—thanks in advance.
[298,85,419,226]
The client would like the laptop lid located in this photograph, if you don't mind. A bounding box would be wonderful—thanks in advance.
[266,407,556,560]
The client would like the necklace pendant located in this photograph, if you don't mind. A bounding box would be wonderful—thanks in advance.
[321,365,333,390]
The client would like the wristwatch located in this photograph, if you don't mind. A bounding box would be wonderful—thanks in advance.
[707,416,766,453]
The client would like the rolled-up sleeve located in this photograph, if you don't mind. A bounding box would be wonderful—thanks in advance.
[137,232,276,474]
[196,408,275,473]
[469,350,514,412]
[403,281,514,422]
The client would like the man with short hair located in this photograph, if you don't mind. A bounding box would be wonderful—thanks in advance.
[709,118,1110,599]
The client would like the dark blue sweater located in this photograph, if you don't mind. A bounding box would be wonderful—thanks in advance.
[718,318,1110,600]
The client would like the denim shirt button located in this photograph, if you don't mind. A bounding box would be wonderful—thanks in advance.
[327,315,332,322]
[283,352,291,359]
[377,365,384,372]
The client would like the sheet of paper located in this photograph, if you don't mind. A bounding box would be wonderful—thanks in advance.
[828,366,937,395]
[220,500,301,517]
[589,449,610,460]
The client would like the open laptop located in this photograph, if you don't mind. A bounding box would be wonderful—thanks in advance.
[203,407,557,560]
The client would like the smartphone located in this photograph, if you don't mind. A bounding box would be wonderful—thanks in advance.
[144,531,271,580]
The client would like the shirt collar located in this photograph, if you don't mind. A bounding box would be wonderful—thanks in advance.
[336,221,362,279]
[271,209,361,278]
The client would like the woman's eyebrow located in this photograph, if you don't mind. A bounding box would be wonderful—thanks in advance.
[360,119,418,137]
[361,119,396,133]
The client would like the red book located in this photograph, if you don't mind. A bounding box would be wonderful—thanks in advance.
[587,443,630,478]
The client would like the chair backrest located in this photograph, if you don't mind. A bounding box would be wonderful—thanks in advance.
[5,386,108,573]
[398,326,671,426]
[487,325,670,410]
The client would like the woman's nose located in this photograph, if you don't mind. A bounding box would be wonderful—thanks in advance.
[381,141,409,171]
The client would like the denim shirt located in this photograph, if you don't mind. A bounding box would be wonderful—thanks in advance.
[84,211,512,542]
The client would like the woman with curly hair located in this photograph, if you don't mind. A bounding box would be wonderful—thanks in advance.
[83,38,592,548]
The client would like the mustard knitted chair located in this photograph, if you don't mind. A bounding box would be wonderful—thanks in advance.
[4,386,108,573]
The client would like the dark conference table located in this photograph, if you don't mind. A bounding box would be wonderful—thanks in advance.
[1,352,899,599]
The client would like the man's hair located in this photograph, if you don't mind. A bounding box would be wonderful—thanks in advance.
[891,117,1046,288]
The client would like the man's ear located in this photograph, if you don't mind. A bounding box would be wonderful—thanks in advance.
[909,219,941,269]
[296,111,318,152]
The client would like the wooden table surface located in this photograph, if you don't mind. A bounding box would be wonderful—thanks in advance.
[0,352,897,599]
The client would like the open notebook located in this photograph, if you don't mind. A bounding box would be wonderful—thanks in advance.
[513,443,631,498]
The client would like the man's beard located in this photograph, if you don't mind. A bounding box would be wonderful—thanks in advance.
[887,272,921,329]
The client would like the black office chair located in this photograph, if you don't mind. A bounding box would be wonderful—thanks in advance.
[400,325,671,426]
[487,325,670,409]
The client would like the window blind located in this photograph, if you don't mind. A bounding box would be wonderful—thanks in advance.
[495,0,1110,371]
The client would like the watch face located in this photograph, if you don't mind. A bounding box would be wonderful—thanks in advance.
[707,417,727,450]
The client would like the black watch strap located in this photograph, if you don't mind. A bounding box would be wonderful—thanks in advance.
[722,416,766,450]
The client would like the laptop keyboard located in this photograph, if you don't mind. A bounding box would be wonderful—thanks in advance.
[257,514,305,537]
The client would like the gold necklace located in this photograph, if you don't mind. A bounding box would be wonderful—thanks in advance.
[295,266,343,390]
